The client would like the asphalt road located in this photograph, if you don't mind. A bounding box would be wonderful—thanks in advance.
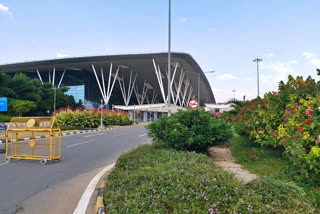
[0,126,150,214]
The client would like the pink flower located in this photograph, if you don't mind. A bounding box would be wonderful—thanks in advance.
[306,109,313,117]
[286,110,291,114]
[298,126,303,132]
[317,135,320,141]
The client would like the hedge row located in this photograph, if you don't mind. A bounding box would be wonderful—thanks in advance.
[55,108,133,128]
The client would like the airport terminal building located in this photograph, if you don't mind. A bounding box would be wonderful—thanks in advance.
[0,52,215,112]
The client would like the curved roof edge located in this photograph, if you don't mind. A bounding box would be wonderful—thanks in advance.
[0,52,215,104]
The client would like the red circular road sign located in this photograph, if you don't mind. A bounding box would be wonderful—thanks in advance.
[188,100,199,109]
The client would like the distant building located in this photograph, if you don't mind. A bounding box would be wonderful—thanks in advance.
[0,53,215,109]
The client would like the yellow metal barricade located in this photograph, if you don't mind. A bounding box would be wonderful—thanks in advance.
[5,117,61,165]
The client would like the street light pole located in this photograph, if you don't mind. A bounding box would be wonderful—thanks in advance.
[100,99,103,128]
[54,86,56,113]
[167,0,172,116]
[253,58,262,98]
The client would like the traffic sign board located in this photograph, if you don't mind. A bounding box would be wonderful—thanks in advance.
[0,97,7,112]
[188,100,199,109]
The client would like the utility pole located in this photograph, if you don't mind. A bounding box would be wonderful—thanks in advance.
[53,86,56,112]
[167,0,172,116]
[100,99,104,128]
[253,58,262,98]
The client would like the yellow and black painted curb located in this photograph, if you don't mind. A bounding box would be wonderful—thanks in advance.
[95,175,109,214]
[0,122,151,144]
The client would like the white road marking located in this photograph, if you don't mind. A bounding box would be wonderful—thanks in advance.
[66,140,95,148]
[0,162,7,166]
[96,133,104,136]
[114,133,129,137]
[73,163,115,214]
[139,134,147,137]
[84,135,95,138]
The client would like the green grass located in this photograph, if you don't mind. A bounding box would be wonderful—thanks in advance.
[229,134,320,211]
[229,135,290,179]
[103,142,319,213]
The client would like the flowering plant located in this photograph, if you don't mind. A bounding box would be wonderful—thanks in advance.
[223,74,320,182]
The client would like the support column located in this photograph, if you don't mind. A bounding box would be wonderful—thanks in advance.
[129,111,134,120]
[143,111,148,122]
[154,112,158,120]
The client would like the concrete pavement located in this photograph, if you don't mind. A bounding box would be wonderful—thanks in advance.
[0,126,150,214]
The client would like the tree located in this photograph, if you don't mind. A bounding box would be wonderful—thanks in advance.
[11,100,37,116]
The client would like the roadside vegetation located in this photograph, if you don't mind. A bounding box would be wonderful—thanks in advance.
[222,71,320,184]
[0,72,82,120]
[104,108,319,213]
[229,134,320,212]
[55,108,133,129]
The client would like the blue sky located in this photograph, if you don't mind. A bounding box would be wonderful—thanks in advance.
[1,0,320,102]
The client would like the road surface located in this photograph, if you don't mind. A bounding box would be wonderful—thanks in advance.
[0,126,150,214]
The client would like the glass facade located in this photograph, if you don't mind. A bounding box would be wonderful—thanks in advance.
[65,85,85,103]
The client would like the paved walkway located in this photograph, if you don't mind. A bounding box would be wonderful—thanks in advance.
[208,146,257,184]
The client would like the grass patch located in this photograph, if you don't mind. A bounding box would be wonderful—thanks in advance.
[229,134,320,211]
[229,135,289,179]
[104,143,319,213]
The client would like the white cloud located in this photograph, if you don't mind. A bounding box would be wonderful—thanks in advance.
[179,17,188,23]
[302,52,320,67]
[216,74,237,80]
[56,53,70,59]
[303,52,313,58]
[0,3,13,17]
[311,58,320,67]
[264,53,274,58]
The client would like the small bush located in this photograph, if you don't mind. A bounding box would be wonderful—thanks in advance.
[249,177,317,214]
[146,108,233,153]
[0,115,13,122]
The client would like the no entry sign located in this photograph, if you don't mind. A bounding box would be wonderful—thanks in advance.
[188,100,199,109]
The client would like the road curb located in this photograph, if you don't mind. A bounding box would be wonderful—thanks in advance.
[95,176,107,214]
[0,122,150,144]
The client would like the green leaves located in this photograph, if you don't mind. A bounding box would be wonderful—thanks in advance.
[146,108,233,153]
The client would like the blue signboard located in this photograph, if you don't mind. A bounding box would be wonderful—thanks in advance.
[0,97,8,112]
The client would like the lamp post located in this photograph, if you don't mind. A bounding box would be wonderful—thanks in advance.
[100,98,104,128]
[167,0,172,116]
[53,86,56,113]
[253,58,262,98]
[232,90,236,100]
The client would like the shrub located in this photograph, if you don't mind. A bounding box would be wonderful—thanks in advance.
[55,108,133,128]
[146,108,233,153]
[222,74,320,184]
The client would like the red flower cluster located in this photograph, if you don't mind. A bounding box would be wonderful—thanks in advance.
[306,120,311,125]
[306,109,313,117]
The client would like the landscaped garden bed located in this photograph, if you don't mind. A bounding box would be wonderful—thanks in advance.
[103,108,319,213]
